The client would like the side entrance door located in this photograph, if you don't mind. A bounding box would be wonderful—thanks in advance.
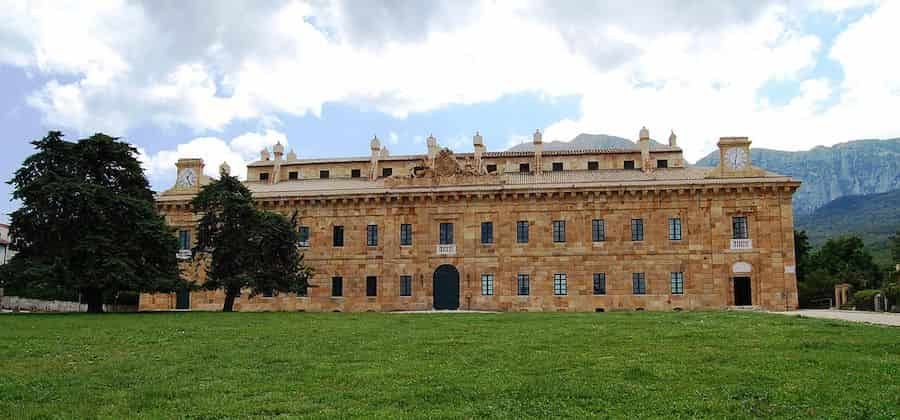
[175,288,190,310]
[733,277,752,306]
[433,264,460,310]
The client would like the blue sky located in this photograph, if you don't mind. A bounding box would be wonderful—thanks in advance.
[1,1,898,220]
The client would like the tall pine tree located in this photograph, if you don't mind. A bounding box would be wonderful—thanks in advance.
[1,132,182,312]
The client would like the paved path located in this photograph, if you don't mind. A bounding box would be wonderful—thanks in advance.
[773,309,900,327]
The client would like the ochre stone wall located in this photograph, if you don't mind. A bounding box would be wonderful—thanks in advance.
[140,185,798,312]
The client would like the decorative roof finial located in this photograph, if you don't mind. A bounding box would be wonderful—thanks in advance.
[639,126,649,140]
[668,130,677,147]
[219,161,230,177]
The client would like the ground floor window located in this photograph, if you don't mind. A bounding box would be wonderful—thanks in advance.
[670,272,684,295]
[400,275,412,296]
[632,273,646,295]
[332,277,343,297]
[553,273,567,296]
[481,274,494,296]
[593,273,606,295]
[366,276,377,297]
[517,274,530,296]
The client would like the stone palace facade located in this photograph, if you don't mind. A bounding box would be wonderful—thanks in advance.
[140,127,801,312]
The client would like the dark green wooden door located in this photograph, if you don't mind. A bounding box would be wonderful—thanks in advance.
[433,265,460,310]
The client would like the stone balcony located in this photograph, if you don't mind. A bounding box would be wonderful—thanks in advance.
[730,239,753,250]
[436,244,457,255]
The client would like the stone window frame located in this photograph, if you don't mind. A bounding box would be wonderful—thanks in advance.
[587,161,599,170]
[399,224,413,246]
[351,169,361,178]
[517,273,530,296]
[480,221,494,244]
[593,273,607,295]
[553,273,568,296]
[624,160,635,170]
[657,159,668,168]
[399,275,413,297]
[366,224,378,247]
[668,217,683,241]
[552,162,563,172]
[631,218,644,242]
[486,164,498,173]
[632,272,646,295]
[732,216,749,239]
[519,163,530,173]
[552,220,566,243]
[439,222,454,245]
[591,219,606,242]
[259,172,270,181]
[319,170,330,179]
[382,167,393,178]
[670,272,684,295]
[288,171,299,180]
[481,273,494,296]
[516,220,529,244]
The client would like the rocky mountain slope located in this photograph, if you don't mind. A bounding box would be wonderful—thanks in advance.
[507,133,666,151]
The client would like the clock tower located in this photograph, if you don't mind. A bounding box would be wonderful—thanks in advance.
[172,158,205,192]
[706,137,764,178]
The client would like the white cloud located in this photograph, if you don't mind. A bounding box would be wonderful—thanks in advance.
[388,131,399,145]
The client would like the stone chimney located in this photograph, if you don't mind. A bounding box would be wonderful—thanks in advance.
[533,129,543,174]
[370,135,381,181]
[668,130,677,148]
[473,131,485,171]
[639,126,651,173]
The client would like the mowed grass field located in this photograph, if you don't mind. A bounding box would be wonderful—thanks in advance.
[1,312,898,419]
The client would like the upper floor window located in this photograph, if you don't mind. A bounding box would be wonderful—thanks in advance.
[670,272,684,295]
[552,220,566,243]
[632,272,646,295]
[366,224,378,247]
[553,273,568,296]
[400,275,412,296]
[592,219,606,242]
[519,163,530,173]
[400,224,412,246]
[319,170,330,179]
[351,169,361,178]
[439,223,454,245]
[517,274,530,296]
[382,167,393,177]
[298,226,310,246]
[593,273,607,295]
[331,276,343,297]
[481,274,494,296]
[481,222,494,244]
[631,218,644,241]
[288,171,298,180]
[259,172,269,181]
[366,276,377,297]
[486,164,497,173]
[552,162,563,171]
[588,161,599,170]
[732,216,749,239]
[516,221,529,243]
[668,217,682,241]
[178,230,191,250]
[333,225,344,247]
[624,160,635,170]
[657,159,668,168]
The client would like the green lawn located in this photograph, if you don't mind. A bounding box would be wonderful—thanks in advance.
[1,312,898,419]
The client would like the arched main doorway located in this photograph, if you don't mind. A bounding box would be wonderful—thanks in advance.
[433,264,460,310]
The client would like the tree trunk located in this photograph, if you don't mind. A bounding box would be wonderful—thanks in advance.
[223,290,236,312]
[84,288,104,313]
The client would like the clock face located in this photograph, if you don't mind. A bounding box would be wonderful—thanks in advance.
[725,148,748,170]
[176,168,197,187]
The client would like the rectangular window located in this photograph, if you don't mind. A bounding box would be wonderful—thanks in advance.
[552,220,566,243]
[331,277,343,297]
[319,170,330,179]
[400,275,412,296]
[592,219,606,242]
[631,219,644,241]
[670,272,684,295]
[178,230,190,250]
[632,273,646,295]
[486,164,497,173]
[516,220,529,243]
[366,224,378,247]
[366,276,377,297]
[593,273,607,295]
[298,226,310,246]
[259,172,269,181]
[351,169,361,178]
[519,163,530,173]
[481,274,494,296]
[732,216,749,239]
[668,217,682,241]
[382,167,393,177]
[400,223,412,246]
[288,171,298,180]
[481,222,494,244]
[517,274,530,296]
[624,160,635,170]
[439,223,454,245]
[657,159,668,168]
[262,289,274,298]
[552,162,563,171]
[333,225,344,247]
[588,161,599,170]
[553,273,568,296]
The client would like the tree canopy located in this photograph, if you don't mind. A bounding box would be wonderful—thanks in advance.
[0,131,182,312]
[191,173,311,312]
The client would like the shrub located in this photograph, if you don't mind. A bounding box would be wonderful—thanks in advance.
[852,289,881,311]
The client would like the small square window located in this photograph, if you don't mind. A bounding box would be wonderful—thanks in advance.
[519,163,530,173]
[331,277,343,297]
[593,273,606,295]
[481,222,493,244]
[366,276,377,297]
[517,274,530,296]
[320,170,330,179]
[657,159,668,168]
[481,274,494,296]
[486,164,497,173]
[588,161,599,170]
[400,275,412,296]
[288,171,298,180]
[259,172,270,181]
[552,162,563,171]
[382,167,393,177]
[554,273,568,296]
[351,169,361,178]
[624,160,635,170]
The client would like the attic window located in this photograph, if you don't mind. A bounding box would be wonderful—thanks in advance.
[486,164,497,173]
[351,169,361,178]
[588,161,599,170]
[320,170,330,179]
[552,162,563,172]
[624,160,635,170]
[259,172,269,181]
[288,171,298,180]
[657,159,668,168]
[519,163,530,173]
[382,167,393,177]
